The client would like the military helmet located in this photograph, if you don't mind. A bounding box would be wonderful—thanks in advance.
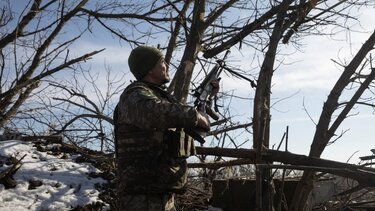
[128,45,164,80]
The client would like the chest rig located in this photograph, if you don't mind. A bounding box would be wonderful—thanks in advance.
[114,81,196,161]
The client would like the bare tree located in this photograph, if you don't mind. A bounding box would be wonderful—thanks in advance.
[0,0,103,128]
[49,68,124,151]
[290,30,375,210]
[3,0,375,210]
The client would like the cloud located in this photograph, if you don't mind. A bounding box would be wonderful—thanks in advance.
[273,65,340,92]
[69,41,130,70]
[272,27,374,92]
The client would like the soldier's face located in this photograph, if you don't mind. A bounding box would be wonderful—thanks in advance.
[149,58,170,85]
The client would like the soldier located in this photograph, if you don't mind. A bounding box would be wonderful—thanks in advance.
[114,45,217,211]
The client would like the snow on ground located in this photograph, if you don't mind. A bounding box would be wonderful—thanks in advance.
[0,140,109,211]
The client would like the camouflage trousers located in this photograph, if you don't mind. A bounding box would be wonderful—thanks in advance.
[118,193,176,211]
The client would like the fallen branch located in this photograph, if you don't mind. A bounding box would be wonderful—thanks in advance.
[195,147,375,187]
[0,154,26,189]
[21,135,63,143]
[188,158,252,169]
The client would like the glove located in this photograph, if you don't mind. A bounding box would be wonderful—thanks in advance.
[196,111,210,132]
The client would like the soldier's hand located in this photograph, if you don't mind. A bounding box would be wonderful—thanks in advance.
[210,79,220,98]
[196,111,210,132]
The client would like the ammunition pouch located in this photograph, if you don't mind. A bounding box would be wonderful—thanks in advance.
[164,129,196,158]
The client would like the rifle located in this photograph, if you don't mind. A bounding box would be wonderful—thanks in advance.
[188,50,230,144]
[194,50,230,119]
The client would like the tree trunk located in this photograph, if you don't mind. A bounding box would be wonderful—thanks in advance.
[252,1,293,210]
[172,1,205,103]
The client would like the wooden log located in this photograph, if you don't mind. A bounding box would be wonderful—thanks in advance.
[21,135,63,143]
[359,155,375,161]
[194,147,375,187]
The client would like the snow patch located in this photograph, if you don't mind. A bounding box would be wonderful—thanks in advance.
[0,140,108,210]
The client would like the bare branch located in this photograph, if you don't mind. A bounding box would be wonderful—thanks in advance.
[57,113,113,134]
[0,0,41,49]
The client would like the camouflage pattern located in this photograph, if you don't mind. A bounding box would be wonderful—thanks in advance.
[116,81,198,130]
[115,81,198,210]
[118,193,176,211]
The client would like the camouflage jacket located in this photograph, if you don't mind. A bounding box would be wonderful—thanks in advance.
[114,81,198,194]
